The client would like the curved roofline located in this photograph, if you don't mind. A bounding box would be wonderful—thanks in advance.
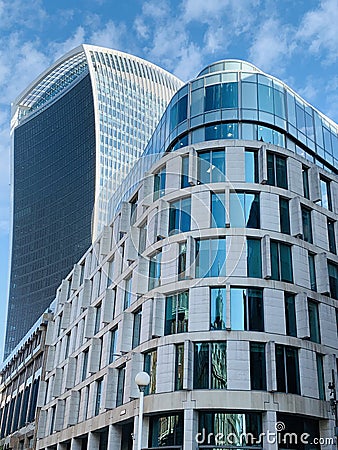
[196,58,338,131]
[197,59,262,77]
[82,44,183,83]
[12,45,85,112]
[12,44,183,118]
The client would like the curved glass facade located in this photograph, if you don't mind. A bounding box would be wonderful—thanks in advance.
[5,46,182,358]
[108,60,338,222]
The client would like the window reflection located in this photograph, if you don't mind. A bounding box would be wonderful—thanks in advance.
[210,288,226,330]
[196,238,226,278]
[230,192,260,229]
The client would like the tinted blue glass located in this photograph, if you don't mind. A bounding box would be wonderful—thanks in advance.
[241,82,257,109]
[210,238,226,276]
[211,150,226,182]
[245,151,258,183]
[258,126,273,143]
[180,198,191,232]
[210,288,226,330]
[230,193,245,227]
[222,123,238,138]
[230,288,245,330]
[6,75,95,354]
[191,87,204,116]
[273,88,285,118]
[247,239,262,278]
[205,124,222,140]
[296,103,306,134]
[198,151,210,184]
[258,84,273,113]
[177,95,188,123]
[205,84,221,111]
[211,193,226,227]
[221,82,238,108]
[323,127,332,153]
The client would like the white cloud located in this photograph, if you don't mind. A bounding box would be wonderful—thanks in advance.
[249,18,295,73]
[89,21,127,51]
[49,27,85,60]
[0,0,47,30]
[297,0,338,62]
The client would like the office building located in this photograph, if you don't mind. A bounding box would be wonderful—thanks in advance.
[5,59,338,449]
[0,312,53,449]
[5,45,182,357]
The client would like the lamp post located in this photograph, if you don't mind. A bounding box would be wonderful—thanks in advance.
[135,371,150,450]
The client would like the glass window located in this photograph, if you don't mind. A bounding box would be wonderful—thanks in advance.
[242,82,257,109]
[230,192,260,228]
[144,350,157,395]
[316,354,325,400]
[270,241,293,282]
[267,152,287,188]
[175,344,184,391]
[301,207,313,243]
[247,238,262,278]
[168,197,191,235]
[279,197,290,234]
[191,87,204,116]
[153,167,166,201]
[181,155,189,188]
[82,349,88,381]
[109,328,118,364]
[132,309,142,348]
[94,378,103,416]
[245,150,258,183]
[328,261,338,299]
[211,192,226,228]
[250,342,266,390]
[230,287,264,331]
[197,150,226,183]
[210,287,226,330]
[275,345,300,394]
[107,258,115,287]
[138,222,147,254]
[308,300,320,343]
[164,291,189,335]
[308,253,317,291]
[170,95,188,130]
[320,177,332,210]
[196,238,226,278]
[123,276,132,309]
[258,83,273,113]
[148,252,161,290]
[149,414,183,447]
[178,242,187,280]
[94,303,101,335]
[116,365,125,406]
[193,342,227,389]
[328,219,337,254]
[221,82,238,108]
[205,84,221,111]
[130,193,138,226]
[198,411,262,446]
[285,293,297,337]
[302,166,310,199]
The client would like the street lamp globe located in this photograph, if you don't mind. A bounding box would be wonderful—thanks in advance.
[135,371,150,388]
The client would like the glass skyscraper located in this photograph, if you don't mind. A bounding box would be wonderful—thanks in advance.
[5,44,183,358]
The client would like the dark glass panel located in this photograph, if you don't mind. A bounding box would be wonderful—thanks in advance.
[250,342,266,390]
[279,197,290,234]
[285,293,297,337]
[247,238,262,278]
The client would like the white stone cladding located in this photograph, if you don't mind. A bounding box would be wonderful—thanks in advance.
[35,141,338,450]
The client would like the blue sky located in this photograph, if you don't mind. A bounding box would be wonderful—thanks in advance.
[1,0,338,359]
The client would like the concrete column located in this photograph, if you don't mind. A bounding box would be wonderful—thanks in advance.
[262,410,278,450]
[184,408,198,450]
[319,418,336,450]
[70,438,82,450]
[88,431,100,450]
[107,424,122,450]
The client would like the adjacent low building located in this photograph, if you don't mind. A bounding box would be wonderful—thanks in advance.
[0,311,53,449]
[33,60,338,450]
